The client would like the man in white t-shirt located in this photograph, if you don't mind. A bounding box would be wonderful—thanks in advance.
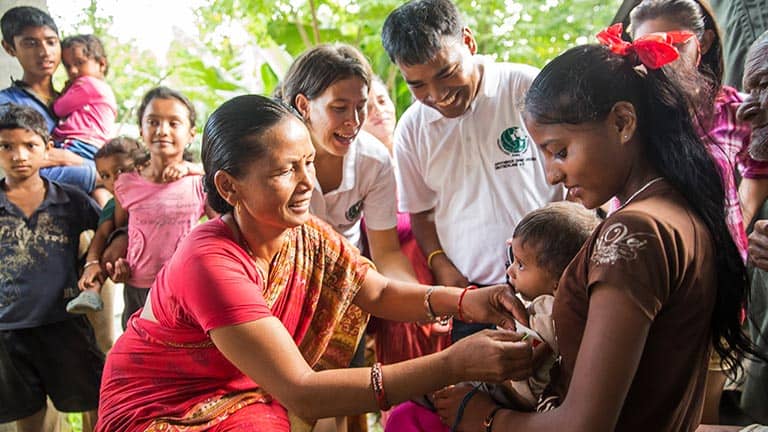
[382,0,563,340]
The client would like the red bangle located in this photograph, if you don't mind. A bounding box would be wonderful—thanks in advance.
[458,285,477,322]
[371,362,391,411]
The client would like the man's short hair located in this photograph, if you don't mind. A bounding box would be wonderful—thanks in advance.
[381,0,464,66]
[0,103,50,144]
[1,6,59,46]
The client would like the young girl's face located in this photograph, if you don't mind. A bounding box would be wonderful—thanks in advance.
[524,113,631,209]
[62,43,105,81]
[300,76,368,158]
[95,154,133,193]
[140,97,195,162]
[362,80,396,146]
[506,238,558,302]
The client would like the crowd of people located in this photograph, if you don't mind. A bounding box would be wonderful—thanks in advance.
[0,0,767,431]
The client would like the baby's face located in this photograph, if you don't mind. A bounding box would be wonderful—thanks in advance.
[95,155,132,193]
[506,238,558,302]
[62,43,104,81]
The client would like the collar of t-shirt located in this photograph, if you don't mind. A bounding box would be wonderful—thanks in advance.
[313,133,360,196]
[422,55,496,124]
[7,77,58,123]
[0,178,70,218]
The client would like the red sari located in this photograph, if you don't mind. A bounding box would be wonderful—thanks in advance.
[96,217,371,431]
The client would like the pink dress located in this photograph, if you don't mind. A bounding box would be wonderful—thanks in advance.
[52,75,117,148]
[114,172,206,288]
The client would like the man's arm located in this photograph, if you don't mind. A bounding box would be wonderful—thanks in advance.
[410,208,469,287]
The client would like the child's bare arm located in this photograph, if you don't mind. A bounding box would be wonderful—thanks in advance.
[78,219,114,291]
[113,195,128,229]
[162,161,204,182]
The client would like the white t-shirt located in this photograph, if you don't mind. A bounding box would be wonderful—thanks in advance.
[394,57,564,285]
[310,131,398,249]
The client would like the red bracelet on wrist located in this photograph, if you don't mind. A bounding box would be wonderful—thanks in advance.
[371,362,391,411]
[457,285,477,322]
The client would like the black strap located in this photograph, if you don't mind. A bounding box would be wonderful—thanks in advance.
[450,384,481,432]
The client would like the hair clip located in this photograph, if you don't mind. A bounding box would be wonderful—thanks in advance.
[596,23,694,70]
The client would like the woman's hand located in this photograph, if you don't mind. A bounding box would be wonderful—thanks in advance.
[433,384,500,432]
[444,329,533,383]
[460,284,530,329]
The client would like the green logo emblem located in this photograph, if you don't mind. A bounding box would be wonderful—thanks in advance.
[346,200,364,222]
[498,127,529,156]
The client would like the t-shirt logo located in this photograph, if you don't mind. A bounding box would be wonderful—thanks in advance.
[498,126,529,156]
[346,200,364,222]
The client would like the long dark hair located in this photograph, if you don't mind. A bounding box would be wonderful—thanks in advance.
[525,44,764,375]
[202,95,302,214]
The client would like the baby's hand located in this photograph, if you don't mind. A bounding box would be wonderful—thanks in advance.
[105,258,131,283]
[162,162,191,182]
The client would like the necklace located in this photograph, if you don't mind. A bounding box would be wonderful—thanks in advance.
[619,177,664,209]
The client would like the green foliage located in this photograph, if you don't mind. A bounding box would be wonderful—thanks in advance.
[67,0,624,127]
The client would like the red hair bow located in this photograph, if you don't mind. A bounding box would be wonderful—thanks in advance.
[596,23,695,69]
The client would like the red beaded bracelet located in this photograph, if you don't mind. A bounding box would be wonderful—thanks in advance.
[457,285,477,322]
[371,362,391,411]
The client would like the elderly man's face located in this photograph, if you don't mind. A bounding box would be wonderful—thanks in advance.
[737,41,768,160]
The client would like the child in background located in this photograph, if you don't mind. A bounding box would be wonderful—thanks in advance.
[66,137,143,314]
[106,87,210,329]
[384,201,600,431]
[0,7,98,196]
[0,103,102,432]
[53,34,116,206]
[53,34,116,161]
[68,135,203,314]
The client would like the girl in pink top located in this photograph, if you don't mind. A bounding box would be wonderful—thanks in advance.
[52,34,117,160]
[107,87,211,329]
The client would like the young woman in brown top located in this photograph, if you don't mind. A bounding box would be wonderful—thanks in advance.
[434,28,766,432]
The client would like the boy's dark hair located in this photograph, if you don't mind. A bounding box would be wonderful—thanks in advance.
[513,202,600,278]
[525,43,764,376]
[0,103,50,143]
[275,43,371,110]
[95,136,147,167]
[1,6,58,46]
[62,34,109,76]
[137,86,197,129]
[202,95,303,213]
[381,0,464,65]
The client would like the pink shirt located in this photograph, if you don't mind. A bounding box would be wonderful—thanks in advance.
[52,75,117,148]
[115,172,206,287]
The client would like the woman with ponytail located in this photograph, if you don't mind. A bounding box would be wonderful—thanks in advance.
[434,29,766,432]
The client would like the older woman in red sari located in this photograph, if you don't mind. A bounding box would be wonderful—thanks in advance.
[95,95,532,432]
